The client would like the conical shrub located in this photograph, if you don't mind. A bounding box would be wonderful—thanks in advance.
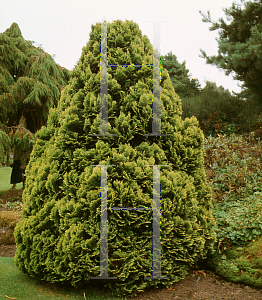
[14,19,216,298]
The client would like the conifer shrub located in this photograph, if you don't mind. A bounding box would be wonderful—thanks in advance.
[14,20,216,298]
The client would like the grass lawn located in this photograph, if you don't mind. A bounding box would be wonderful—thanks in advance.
[0,257,123,300]
[0,167,23,195]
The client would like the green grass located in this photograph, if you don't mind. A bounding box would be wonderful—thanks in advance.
[0,257,125,300]
[0,166,23,195]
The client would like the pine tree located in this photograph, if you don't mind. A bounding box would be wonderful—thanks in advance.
[14,20,216,298]
[162,51,201,98]
[200,0,262,101]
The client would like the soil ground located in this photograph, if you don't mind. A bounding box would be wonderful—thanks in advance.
[1,190,262,299]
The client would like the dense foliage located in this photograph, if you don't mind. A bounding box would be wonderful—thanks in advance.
[0,129,11,165]
[0,22,69,165]
[182,81,233,120]
[202,132,262,288]
[11,116,36,166]
[14,20,216,298]
[0,116,36,167]
[200,0,262,102]
[204,133,262,248]
[0,22,70,133]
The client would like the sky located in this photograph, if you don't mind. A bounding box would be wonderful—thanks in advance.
[1,0,244,94]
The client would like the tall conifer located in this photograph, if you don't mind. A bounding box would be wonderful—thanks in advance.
[162,51,201,98]
[0,22,70,133]
[200,0,262,101]
[0,22,70,165]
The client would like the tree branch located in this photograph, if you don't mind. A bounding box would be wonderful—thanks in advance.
[0,123,35,136]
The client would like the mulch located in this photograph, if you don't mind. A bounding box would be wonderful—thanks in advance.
[0,244,16,257]
[0,188,23,205]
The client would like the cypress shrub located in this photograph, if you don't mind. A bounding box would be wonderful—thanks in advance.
[14,20,216,298]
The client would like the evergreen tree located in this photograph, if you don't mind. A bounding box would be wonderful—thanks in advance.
[0,22,70,133]
[161,51,201,98]
[0,22,70,165]
[14,20,216,298]
[200,0,262,101]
